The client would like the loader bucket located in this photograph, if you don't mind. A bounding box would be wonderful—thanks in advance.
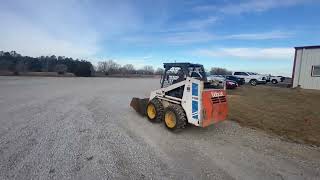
[130,97,149,116]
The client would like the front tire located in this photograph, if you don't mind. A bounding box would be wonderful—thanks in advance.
[271,79,278,84]
[163,104,187,131]
[146,98,164,123]
[249,79,257,86]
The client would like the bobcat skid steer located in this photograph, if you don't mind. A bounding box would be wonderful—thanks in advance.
[130,63,228,131]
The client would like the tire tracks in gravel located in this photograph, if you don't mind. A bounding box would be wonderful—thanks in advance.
[97,90,234,180]
[0,92,91,179]
[81,95,174,179]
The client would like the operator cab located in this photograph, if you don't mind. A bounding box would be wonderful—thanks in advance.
[161,63,222,89]
[161,63,207,88]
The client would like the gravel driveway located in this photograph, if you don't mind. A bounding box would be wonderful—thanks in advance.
[0,77,319,180]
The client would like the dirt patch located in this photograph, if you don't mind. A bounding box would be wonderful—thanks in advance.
[227,85,320,146]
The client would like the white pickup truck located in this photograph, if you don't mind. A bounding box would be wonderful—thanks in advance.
[266,75,285,84]
[233,72,267,86]
[207,75,225,82]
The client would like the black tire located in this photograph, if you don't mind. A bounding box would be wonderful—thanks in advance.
[163,104,187,131]
[271,79,278,84]
[146,98,164,123]
[249,79,257,86]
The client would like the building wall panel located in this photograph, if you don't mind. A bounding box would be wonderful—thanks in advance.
[295,48,320,90]
[293,49,302,87]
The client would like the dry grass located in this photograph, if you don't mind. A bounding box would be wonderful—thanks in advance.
[227,85,320,146]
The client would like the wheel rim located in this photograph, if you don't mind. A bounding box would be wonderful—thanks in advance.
[165,111,176,128]
[147,104,156,119]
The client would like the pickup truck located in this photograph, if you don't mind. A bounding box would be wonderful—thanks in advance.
[233,72,267,86]
[268,76,285,84]
[207,75,225,82]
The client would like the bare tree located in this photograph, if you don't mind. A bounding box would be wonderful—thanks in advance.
[210,67,232,75]
[97,60,121,75]
[107,60,121,74]
[155,67,164,75]
[142,65,154,75]
[97,61,108,73]
[121,64,135,74]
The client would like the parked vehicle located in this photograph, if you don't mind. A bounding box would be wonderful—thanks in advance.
[225,75,245,86]
[279,76,285,82]
[263,75,286,84]
[233,72,267,86]
[263,74,271,82]
[207,75,238,89]
[270,76,285,84]
[226,80,238,89]
[207,75,225,82]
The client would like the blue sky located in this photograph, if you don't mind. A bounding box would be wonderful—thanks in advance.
[1,0,320,76]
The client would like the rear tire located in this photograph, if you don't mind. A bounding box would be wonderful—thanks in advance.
[146,98,164,123]
[271,79,278,84]
[249,79,257,86]
[163,104,187,131]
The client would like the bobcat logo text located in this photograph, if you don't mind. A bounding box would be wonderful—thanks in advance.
[211,91,224,97]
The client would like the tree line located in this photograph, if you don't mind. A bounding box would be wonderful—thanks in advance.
[95,60,232,76]
[0,51,232,77]
[209,67,232,75]
[0,51,164,76]
[0,51,94,76]
[96,60,164,75]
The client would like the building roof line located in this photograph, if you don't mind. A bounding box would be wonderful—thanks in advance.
[295,45,320,50]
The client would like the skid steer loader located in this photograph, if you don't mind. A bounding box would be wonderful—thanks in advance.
[130,63,228,131]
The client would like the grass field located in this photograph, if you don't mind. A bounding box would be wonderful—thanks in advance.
[228,85,320,146]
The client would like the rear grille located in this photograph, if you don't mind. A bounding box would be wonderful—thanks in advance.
[211,96,226,104]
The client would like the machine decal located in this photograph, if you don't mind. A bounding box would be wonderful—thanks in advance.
[211,91,224,97]
[192,83,198,96]
[192,100,198,119]
[192,83,199,120]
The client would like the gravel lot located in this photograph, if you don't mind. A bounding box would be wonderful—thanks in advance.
[0,77,319,180]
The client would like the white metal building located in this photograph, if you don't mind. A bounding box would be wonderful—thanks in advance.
[292,46,320,90]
